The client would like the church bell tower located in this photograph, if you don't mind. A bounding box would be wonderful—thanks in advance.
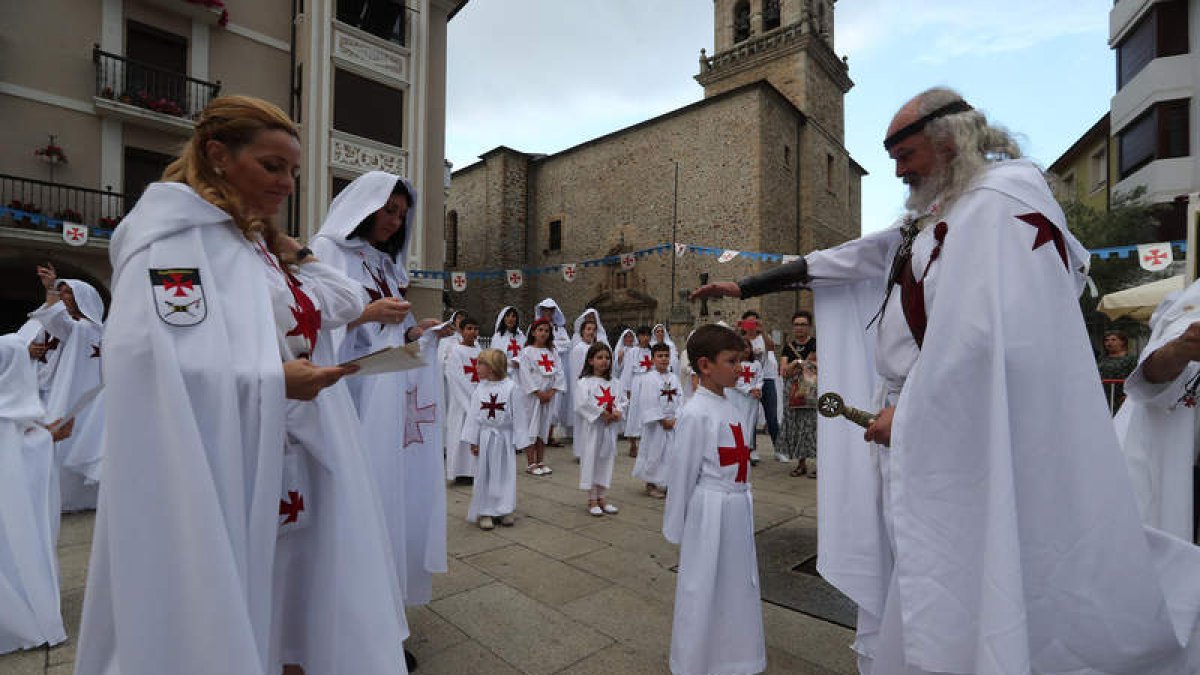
[697,0,853,141]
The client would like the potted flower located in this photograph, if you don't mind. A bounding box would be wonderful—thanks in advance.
[97,216,122,231]
[55,208,84,223]
[35,143,68,165]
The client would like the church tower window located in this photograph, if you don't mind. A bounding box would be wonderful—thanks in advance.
[548,219,562,251]
[445,210,459,267]
[763,0,781,32]
[733,1,751,43]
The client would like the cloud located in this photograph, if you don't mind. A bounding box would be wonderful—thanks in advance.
[838,0,1108,64]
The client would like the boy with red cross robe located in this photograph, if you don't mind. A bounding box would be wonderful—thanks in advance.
[632,342,681,498]
[663,324,765,675]
[444,315,482,481]
[729,341,763,465]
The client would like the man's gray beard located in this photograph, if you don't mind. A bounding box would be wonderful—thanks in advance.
[904,164,950,215]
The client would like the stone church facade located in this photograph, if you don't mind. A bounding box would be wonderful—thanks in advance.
[445,0,862,339]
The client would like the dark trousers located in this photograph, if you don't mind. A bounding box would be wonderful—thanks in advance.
[760,379,780,445]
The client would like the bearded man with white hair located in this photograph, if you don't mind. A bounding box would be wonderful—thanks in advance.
[694,87,1200,674]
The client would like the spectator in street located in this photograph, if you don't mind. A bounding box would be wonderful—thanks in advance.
[1097,329,1137,411]
[779,311,818,476]
[739,311,781,457]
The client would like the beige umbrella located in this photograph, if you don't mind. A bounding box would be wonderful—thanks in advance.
[1096,274,1185,321]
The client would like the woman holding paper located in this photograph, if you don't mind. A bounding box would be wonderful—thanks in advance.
[311,171,451,667]
[75,95,358,675]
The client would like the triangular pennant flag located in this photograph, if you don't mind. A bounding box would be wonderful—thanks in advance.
[718,249,739,263]
[505,269,524,288]
[675,242,688,257]
[1137,242,1173,271]
[450,271,468,292]
[620,253,636,270]
[562,263,578,282]
[782,254,801,265]
[62,222,88,247]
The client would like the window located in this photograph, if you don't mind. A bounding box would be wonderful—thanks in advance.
[763,0,781,31]
[337,0,406,47]
[1058,172,1077,202]
[333,68,404,147]
[125,21,188,108]
[1118,98,1191,179]
[826,153,835,189]
[1089,148,1107,190]
[445,210,458,267]
[733,1,750,43]
[783,144,791,166]
[548,219,562,251]
[123,147,173,213]
[1116,0,1189,88]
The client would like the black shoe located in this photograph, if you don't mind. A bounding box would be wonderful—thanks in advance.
[454,476,474,486]
[405,648,418,671]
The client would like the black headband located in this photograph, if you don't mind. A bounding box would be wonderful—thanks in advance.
[883,100,973,150]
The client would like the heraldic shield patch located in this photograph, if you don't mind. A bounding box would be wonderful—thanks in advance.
[149,268,207,326]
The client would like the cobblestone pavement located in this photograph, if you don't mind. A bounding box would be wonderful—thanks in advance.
[2,436,856,674]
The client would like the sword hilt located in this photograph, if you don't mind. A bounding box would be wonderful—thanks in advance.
[817,392,878,429]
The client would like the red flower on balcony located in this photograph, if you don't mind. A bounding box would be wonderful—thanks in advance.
[130,90,186,117]
[184,0,229,27]
[54,208,84,223]
[35,144,68,165]
[97,216,123,230]
[8,200,40,214]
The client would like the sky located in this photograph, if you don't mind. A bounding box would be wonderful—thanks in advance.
[446,0,1115,237]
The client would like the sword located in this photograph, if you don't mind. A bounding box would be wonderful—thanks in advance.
[817,392,879,429]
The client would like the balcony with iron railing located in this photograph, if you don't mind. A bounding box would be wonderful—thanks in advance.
[92,45,222,134]
[0,174,125,242]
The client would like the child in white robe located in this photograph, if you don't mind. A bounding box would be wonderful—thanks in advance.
[0,335,69,655]
[651,323,680,372]
[568,309,606,459]
[519,317,565,475]
[621,325,654,456]
[445,315,482,481]
[534,298,573,443]
[663,324,766,675]
[632,343,680,498]
[574,342,627,516]
[729,342,764,465]
[462,349,530,530]
[492,306,525,382]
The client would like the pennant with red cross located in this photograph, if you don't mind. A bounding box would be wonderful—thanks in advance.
[1137,242,1173,272]
[450,271,468,292]
[62,222,88,247]
[619,253,637,270]
[506,269,524,289]
[561,263,578,282]
[149,268,207,326]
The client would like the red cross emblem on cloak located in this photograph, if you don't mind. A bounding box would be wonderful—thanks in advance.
[163,273,194,297]
[90,343,101,358]
[284,273,321,354]
[481,393,506,419]
[638,354,653,371]
[739,365,754,384]
[363,264,394,302]
[718,423,752,483]
[36,332,59,363]
[660,386,678,403]
[507,338,521,358]
[1015,212,1069,270]
[279,490,305,524]
[464,357,480,383]
[537,353,556,373]
[404,387,437,447]
[595,386,616,414]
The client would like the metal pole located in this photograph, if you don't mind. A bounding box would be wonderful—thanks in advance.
[670,161,679,310]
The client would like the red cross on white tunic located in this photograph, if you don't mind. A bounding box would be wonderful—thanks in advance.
[595,385,616,414]
[481,393,506,419]
[660,386,678,403]
[738,365,754,384]
[718,423,752,483]
[506,338,521,358]
[285,273,321,355]
[464,357,479,383]
[537,353,555,373]
[638,354,653,371]
[404,387,437,447]
[363,263,394,302]
[279,490,305,524]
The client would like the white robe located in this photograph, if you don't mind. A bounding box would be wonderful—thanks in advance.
[518,345,565,443]
[311,170,448,608]
[0,335,66,654]
[445,342,482,479]
[568,339,597,457]
[255,243,409,674]
[534,299,573,428]
[461,379,529,520]
[492,305,526,383]
[1118,281,1200,542]
[17,318,65,401]
[809,160,1200,674]
[663,387,765,675]
[620,345,654,435]
[728,360,762,451]
[574,376,628,489]
[30,287,105,512]
[632,370,681,486]
[77,182,287,675]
